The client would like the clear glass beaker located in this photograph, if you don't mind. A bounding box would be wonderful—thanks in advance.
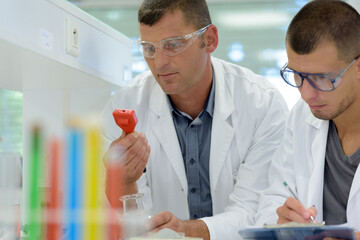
[119,193,154,239]
[120,193,145,215]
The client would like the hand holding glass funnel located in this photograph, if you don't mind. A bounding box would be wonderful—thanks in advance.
[104,143,153,239]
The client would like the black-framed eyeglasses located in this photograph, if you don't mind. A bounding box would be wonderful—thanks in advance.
[137,24,211,58]
[280,56,359,92]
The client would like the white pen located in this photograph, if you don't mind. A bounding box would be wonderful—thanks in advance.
[283,181,316,223]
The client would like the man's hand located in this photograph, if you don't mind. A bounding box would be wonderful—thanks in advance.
[277,199,360,240]
[109,131,150,185]
[149,212,210,240]
[276,197,317,224]
[104,131,150,207]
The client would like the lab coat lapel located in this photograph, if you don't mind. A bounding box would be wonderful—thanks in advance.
[347,166,360,225]
[209,66,235,195]
[149,83,188,193]
[306,115,328,219]
[348,158,360,210]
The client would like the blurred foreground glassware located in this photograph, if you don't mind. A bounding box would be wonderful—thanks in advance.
[0,152,22,240]
[120,193,154,239]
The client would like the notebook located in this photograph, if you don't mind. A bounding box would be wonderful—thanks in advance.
[239,223,356,240]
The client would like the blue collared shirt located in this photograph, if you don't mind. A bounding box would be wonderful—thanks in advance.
[167,75,215,219]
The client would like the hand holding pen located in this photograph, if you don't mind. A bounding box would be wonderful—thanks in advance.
[276,181,317,224]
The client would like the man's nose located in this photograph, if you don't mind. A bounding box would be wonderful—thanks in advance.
[154,48,170,68]
[299,77,318,101]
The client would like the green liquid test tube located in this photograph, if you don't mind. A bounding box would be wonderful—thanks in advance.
[28,126,43,239]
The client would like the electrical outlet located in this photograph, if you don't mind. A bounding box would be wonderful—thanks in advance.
[66,17,79,57]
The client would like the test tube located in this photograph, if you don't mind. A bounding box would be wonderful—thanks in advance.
[27,126,43,240]
[0,152,22,240]
[65,127,84,240]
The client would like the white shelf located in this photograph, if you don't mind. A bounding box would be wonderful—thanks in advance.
[0,0,133,226]
[0,0,132,90]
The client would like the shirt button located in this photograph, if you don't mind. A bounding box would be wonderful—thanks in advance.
[193,214,198,218]
[190,158,195,165]
[191,188,197,193]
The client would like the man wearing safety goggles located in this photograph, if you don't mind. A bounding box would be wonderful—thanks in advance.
[256,1,360,238]
[101,0,288,239]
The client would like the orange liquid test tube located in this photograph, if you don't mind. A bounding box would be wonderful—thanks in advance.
[45,139,63,240]
[106,160,124,239]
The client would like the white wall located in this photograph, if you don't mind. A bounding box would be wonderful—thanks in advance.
[348,0,360,13]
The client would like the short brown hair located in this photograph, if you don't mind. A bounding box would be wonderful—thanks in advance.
[138,0,211,30]
[286,0,360,61]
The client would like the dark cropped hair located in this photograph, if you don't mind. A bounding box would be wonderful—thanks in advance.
[138,0,212,30]
[286,0,360,62]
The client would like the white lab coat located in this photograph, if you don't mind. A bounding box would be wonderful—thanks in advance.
[255,99,360,230]
[101,57,288,239]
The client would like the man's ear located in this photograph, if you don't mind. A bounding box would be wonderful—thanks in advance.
[204,24,218,54]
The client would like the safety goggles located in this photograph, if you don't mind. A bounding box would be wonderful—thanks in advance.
[137,24,211,58]
[280,56,359,92]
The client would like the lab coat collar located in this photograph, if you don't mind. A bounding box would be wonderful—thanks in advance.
[209,58,235,194]
[305,109,328,130]
[211,58,234,120]
[149,83,188,193]
[304,104,329,220]
[348,165,360,226]
[349,166,360,205]
[148,57,235,197]
[306,113,360,221]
